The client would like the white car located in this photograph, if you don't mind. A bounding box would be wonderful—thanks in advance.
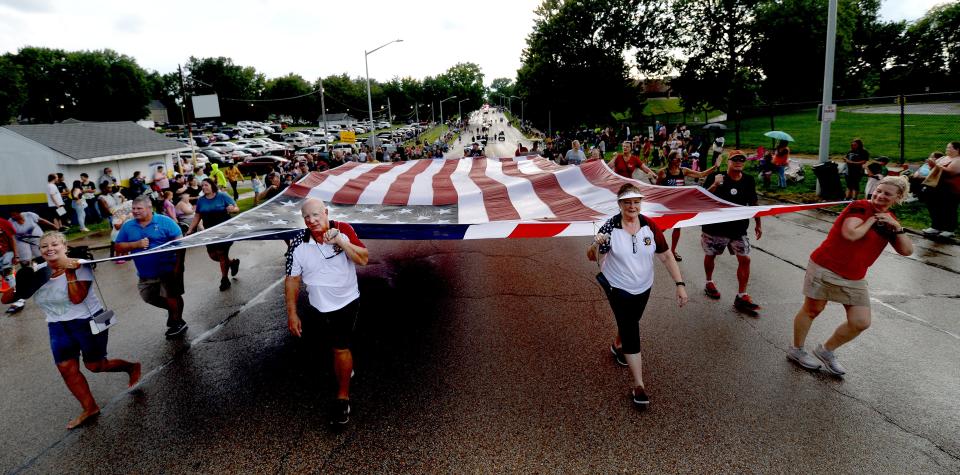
[377,122,390,128]
[353,126,366,134]
[209,142,239,153]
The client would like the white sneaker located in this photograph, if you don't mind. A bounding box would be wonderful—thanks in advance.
[938,231,955,238]
[786,346,821,370]
[813,344,847,376]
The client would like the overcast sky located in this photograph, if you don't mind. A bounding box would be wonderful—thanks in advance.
[0,0,949,86]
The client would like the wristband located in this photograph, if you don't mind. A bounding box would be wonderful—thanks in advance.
[675,281,686,286]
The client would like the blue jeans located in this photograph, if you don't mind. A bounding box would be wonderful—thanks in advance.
[775,165,787,188]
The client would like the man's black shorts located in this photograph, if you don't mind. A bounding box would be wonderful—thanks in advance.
[301,298,359,350]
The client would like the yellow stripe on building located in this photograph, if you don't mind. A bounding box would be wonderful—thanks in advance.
[0,193,47,206]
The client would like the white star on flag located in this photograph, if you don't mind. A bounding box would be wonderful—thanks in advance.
[259,212,277,217]
[375,214,389,220]
[397,209,413,214]
[269,219,288,225]
[437,219,450,224]
[416,215,432,221]
[281,200,296,207]
[358,207,374,213]
[234,224,254,231]
[436,209,451,215]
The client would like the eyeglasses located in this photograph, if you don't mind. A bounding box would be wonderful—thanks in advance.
[317,243,343,259]
[632,234,637,254]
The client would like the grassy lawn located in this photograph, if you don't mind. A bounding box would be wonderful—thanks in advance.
[411,124,451,146]
[237,196,257,213]
[733,108,958,162]
[639,98,724,123]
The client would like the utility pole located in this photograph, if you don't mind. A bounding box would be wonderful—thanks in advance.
[414,102,419,123]
[177,64,197,168]
[817,0,838,163]
[319,76,328,133]
[387,97,392,124]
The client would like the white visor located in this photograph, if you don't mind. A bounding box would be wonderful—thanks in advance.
[617,191,645,200]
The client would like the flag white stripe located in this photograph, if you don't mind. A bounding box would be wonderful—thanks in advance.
[533,162,619,216]
[407,158,447,206]
[357,160,420,205]
[484,159,556,220]
[306,163,373,202]
[452,158,488,224]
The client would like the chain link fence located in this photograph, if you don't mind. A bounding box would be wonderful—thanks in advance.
[635,92,960,162]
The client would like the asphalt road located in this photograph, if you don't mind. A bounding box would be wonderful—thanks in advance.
[2,114,959,473]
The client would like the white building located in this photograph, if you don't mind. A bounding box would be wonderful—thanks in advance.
[0,121,188,213]
[317,113,357,129]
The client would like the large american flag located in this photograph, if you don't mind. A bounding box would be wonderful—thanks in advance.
[95,156,842,260]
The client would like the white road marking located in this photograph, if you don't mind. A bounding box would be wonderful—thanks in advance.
[871,298,960,340]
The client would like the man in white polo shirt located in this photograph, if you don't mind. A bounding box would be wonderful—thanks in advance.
[284,198,369,425]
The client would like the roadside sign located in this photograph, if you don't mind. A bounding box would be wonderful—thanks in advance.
[340,130,356,143]
[821,104,837,122]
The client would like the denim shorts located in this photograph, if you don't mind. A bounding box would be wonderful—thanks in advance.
[48,318,108,364]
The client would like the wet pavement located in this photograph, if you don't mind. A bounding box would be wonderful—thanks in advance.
[2,114,959,473]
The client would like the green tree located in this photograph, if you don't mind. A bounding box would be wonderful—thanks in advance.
[264,73,315,120]
[517,0,657,130]
[884,2,960,93]
[0,55,25,124]
[488,77,515,105]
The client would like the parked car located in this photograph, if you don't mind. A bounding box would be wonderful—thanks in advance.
[331,143,356,155]
[238,155,289,176]
[209,142,239,153]
[200,149,233,166]
[352,126,366,134]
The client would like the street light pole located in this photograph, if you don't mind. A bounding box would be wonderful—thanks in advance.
[817,0,838,164]
[458,98,468,125]
[439,95,457,138]
[365,38,403,149]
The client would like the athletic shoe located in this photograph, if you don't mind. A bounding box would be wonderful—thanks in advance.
[786,346,822,370]
[610,344,627,367]
[734,294,761,311]
[704,282,721,300]
[939,231,955,239]
[6,299,26,314]
[922,228,941,235]
[219,278,231,291]
[230,259,240,277]
[164,320,188,338]
[813,344,846,376]
[332,399,351,425]
[673,252,683,262]
[631,386,650,408]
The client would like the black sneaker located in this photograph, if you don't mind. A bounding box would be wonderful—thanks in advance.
[332,399,350,425]
[229,259,240,277]
[610,344,627,367]
[165,320,188,338]
[631,386,650,408]
[219,278,231,291]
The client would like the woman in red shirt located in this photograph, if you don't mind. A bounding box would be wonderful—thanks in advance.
[787,176,913,376]
[611,141,654,180]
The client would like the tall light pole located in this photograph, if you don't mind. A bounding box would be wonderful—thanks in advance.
[365,38,403,148]
[458,98,468,124]
[510,95,521,122]
[440,95,457,137]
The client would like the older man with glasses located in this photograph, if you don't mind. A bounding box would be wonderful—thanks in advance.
[700,150,763,314]
[284,198,369,426]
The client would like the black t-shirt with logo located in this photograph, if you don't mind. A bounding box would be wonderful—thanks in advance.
[702,172,758,238]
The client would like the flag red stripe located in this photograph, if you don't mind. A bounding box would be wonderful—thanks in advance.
[285,170,334,198]
[383,159,434,206]
[647,213,699,230]
[469,158,521,221]
[578,160,736,212]
[507,223,571,238]
[432,159,463,206]
[330,164,395,204]
[499,160,600,221]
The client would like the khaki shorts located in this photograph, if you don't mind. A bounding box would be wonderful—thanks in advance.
[138,271,185,306]
[803,260,870,307]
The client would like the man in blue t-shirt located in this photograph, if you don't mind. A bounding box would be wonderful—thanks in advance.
[115,195,188,338]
